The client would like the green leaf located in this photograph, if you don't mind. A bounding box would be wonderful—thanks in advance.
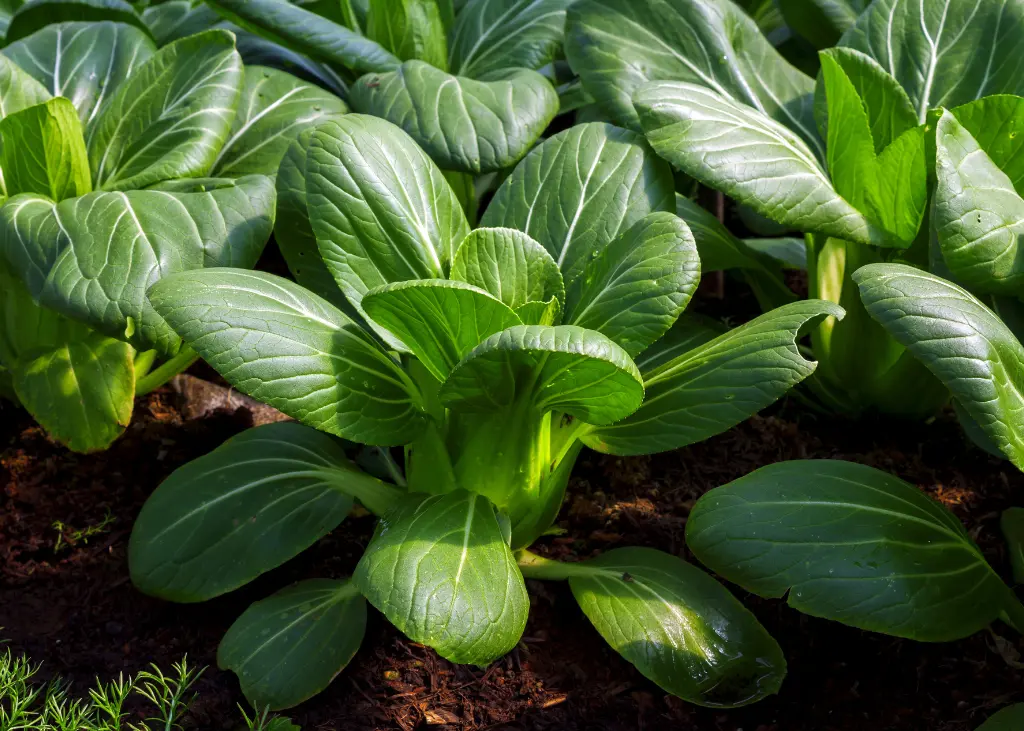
[305,115,470,338]
[440,324,644,425]
[514,297,559,326]
[88,29,242,191]
[813,48,917,153]
[1001,508,1024,585]
[449,227,564,311]
[0,268,133,452]
[674,196,796,310]
[839,0,1024,125]
[219,578,366,711]
[634,313,728,373]
[977,705,1024,731]
[206,0,400,74]
[819,51,926,246]
[30,176,275,355]
[564,0,820,154]
[130,422,366,602]
[142,1,222,45]
[480,122,675,286]
[584,300,843,456]
[854,263,1024,471]
[687,459,1013,641]
[449,0,574,78]
[777,0,866,49]
[2,21,155,133]
[349,61,558,175]
[354,490,529,666]
[274,130,349,310]
[210,65,346,178]
[566,547,785,708]
[634,82,886,247]
[363,279,523,382]
[0,54,51,121]
[147,269,428,446]
[949,95,1024,192]
[933,108,1024,295]
[0,193,59,297]
[563,212,699,358]
[0,98,91,201]
[5,0,152,43]
[366,0,448,69]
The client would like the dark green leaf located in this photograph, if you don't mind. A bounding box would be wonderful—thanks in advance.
[564,212,699,358]
[366,0,448,69]
[977,705,1024,731]
[439,324,644,425]
[354,490,529,666]
[777,0,865,49]
[88,29,242,191]
[5,0,152,43]
[687,460,1013,641]
[1002,508,1024,584]
[206,0,400,74]
[130,422,368,601]
[219,578,366,711]
[148,269,428,445]
[480,122,675,286]
[584,300,843,455]
[567,547,785,708]
[142,0,222,45]
[363,279,523,382]
[349,61,558,175]
[854,263,1024,471]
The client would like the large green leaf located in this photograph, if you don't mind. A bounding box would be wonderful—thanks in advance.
[366,0,448,69]
[0,268,133,453]
[933,109,1024,295]
[348,61,558,175]
[354,490,529,666]
[949,95,1024,192]
[634,81,886,247]
[210,66,347,178]
[977,706,1024,731]
[130,422,371,602]
[148,269,428,445]
[777,0,866,49]
[142,0,222,45]
[219,579,367,711]
[24,176,275,355]
[633,313,728,373]
[88,29,242,191]
[0,97,91,201]
[274,129,349,310]
[305,115,470,338]
[819,51,926,246]
[449,0,574,78]
[363,279,522,382]
[5,0,152,43]
[206,0,400,74]
[480,122,675,286]
[854,263,1024,471]
[674,196,796,311]
[584,300,843,456]
[440,324,644,425]
[566,547,785,708]
[1,21,155,133]
[564,0,820,154]
[0,53,50,122]
[687,460,1013,641]
[449,227,564,310]
[839,0,1024,124]
[563,212,699,358]
[0,193,59,296]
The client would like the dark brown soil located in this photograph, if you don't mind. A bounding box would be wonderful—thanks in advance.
[2,343,1023,730]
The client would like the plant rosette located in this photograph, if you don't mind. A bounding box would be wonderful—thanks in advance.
[0,22,346,451]
[129,113,842,711]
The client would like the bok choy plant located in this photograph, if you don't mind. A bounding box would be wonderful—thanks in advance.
[0,24,346,451]
[565,0,1024,419]
[129,114,842,710]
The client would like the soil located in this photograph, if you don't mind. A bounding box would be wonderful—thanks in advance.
[2,282,1023,731]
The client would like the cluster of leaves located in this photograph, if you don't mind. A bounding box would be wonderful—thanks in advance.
[0,6,348,452]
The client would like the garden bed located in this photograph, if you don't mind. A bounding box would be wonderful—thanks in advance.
[2,369,1021,731]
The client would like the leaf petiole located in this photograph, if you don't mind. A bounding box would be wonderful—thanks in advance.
[135,347,199,397]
